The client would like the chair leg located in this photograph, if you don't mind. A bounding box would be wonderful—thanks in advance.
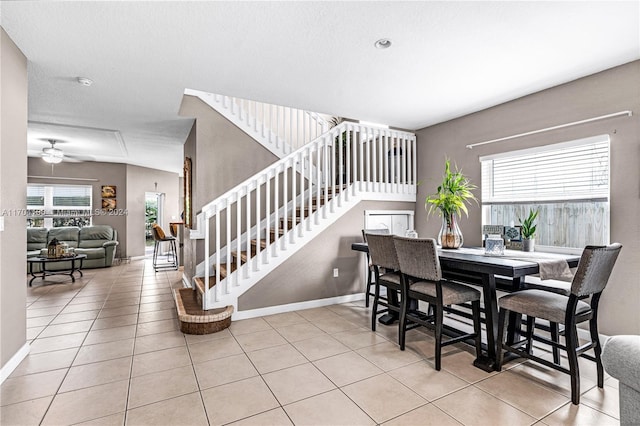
[550,322,561,365]
[365,266,372,308]
[434,305,444,371]
[496,308,508,371]
[565,321,581,405]
[371,282,380,332]
[590,316,604,388]
[171,240,178,268]
[525,316,535,355]
[399,294,408,351]
[153,241,159,268]
[471,300,482,360]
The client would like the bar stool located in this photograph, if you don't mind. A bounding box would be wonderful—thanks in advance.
[151,224,177,271]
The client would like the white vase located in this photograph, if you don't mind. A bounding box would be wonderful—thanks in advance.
[522,238,535,252]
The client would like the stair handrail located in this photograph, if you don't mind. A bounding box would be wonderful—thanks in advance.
[199,121,346,219]
[185,89,331,156]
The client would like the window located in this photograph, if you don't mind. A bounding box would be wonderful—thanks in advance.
[480,135,610,249]
[27,184,92,228]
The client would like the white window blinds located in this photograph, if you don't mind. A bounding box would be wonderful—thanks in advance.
[480,135,610,204]
[52,185,92,207]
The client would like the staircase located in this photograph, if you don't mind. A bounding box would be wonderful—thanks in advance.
[182,91,417,320]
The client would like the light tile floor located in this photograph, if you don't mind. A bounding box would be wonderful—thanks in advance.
[1,259,620,425]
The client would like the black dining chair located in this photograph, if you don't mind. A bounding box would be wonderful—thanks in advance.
[496,243,622,405]
[362,228,390,307]
[393,236,483,371]
[365,232,401,333]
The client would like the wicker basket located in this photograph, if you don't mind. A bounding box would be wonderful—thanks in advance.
[173,288,233,335]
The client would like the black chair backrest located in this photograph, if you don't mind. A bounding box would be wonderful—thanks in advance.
[365,233,399,271]
[393,236,442,282]
[571,243,622,297]
[362,228,390,242]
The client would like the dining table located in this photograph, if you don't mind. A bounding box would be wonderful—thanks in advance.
[351,242,581,371]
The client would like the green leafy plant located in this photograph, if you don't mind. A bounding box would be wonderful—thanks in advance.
[425,159,477,219]
[519,209,539,239]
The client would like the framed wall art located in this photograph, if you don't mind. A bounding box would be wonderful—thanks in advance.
[101,185,116,198]
[183,157,192,229]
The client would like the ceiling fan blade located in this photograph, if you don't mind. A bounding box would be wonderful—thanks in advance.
[63,154,95,162]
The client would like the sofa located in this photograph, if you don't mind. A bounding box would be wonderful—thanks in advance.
[27,225,119,271]
[601,335,640,425]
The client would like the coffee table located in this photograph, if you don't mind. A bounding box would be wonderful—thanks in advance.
[27,254,87,286]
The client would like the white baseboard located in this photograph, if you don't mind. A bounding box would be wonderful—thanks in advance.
[0,343,30,384]
[232,293,365,321]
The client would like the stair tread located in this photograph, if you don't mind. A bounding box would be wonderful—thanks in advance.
[194,264,228,292]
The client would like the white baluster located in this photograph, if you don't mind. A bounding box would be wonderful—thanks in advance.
[330,133,336,214]
[351,125,357,197]
[307,146,312,231]
[204,215,211,306]
[236,196,241,286]
[338,129,344,207]
[275,105,280,149]
[299,152,304,237]
[412,137,417,193]
[225,199,231,294]
[215,211,221,302]
[274,166,279,256]
[323,135,329,217]
[359,128,364,193]
[372,128,377,192]
[291,156,297,243]
[378,129,383,193]
[265,171,271,260]
[255,177,261,270]
[383,130,389,193]
[262,103,266,138]
[402,137,408,192]
[245,185,251,278]
[396,133,401,193]
[316,143,321,224]
[283,162,288,248]
[366,127,371,192]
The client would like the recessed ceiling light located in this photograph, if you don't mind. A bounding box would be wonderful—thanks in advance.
[77,77,93,86]
[374,39,392,49]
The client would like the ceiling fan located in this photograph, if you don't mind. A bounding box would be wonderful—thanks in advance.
[41,139,93,163]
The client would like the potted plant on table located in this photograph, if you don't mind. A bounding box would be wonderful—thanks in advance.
[519,209,539,252]
[425,159,477,249]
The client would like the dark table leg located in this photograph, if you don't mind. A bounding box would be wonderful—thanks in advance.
[28,262,39,286]
[473,273,499,372]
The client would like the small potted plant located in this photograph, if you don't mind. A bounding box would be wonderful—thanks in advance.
[519,209,539,252]
[425,159,477,248]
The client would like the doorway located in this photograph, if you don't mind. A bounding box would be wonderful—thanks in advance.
[145,192,165,256]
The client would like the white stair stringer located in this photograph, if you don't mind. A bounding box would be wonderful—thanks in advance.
[201,183,415,317]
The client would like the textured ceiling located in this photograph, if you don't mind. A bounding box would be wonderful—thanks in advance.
[2,1,638,174]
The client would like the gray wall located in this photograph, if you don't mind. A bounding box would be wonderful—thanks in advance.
[415,60,640,335]
[1,29,28,368]
[238,201,415,311]
[125,164,180,257]
[178,95,279,280]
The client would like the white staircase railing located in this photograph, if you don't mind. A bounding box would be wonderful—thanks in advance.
[184,88,330,158]
[191,121,416,310]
